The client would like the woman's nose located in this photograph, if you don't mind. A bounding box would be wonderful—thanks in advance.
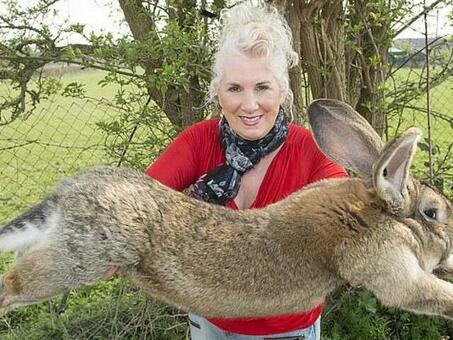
[240,92,259,113]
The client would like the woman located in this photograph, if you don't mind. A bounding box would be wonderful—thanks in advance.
[145,2,346,339]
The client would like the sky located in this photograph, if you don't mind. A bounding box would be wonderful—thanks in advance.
[1,0,452,42]
[54,0,126,37]
[55,0,453,40]
[394,2,453,39]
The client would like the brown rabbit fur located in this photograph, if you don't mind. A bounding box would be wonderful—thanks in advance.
[0,99,452,321]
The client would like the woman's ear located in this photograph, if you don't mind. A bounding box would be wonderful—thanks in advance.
[217,91,225,110]
[279,89,287,106]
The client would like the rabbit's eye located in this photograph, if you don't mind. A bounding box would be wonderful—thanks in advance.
[423,208,437,220]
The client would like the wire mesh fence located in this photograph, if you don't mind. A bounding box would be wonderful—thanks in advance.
[0,66,176,226]
[401,74,453,190]
[388,35,453,194]
[0,83,115,224]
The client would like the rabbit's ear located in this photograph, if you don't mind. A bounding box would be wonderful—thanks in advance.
[373,127,421,211]
[307,99,384,177]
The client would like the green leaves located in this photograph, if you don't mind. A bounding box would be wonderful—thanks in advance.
[418,138,439,156]
[61,81,86,98]
[68,23,85,35]
[38,77,62,99]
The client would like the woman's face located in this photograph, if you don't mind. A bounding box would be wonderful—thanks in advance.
[217,53,285,141]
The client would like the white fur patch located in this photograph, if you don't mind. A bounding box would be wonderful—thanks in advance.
[439,254,453,272]
[0,211,59,252]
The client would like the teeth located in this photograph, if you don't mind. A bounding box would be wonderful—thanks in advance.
[243,116,260,122]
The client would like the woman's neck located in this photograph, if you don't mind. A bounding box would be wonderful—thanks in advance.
[233,145,283,209]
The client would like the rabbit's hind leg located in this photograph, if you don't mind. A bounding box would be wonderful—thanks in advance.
[0,249,72,316]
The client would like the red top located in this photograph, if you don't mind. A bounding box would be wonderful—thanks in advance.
[145,118,347,336]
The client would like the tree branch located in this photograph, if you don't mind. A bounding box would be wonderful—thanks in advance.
[393,0,446,37]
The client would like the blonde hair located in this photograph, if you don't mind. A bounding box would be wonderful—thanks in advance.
[208,1,299,113]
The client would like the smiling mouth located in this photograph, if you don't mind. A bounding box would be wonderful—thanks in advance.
[240,115,263,126]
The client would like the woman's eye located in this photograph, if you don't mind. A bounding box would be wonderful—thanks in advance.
[424,208,437,220]
[256,85,270,91]
[228,86,241,92]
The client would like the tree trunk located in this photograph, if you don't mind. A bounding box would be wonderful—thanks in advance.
[349,0,390,137]
[297,2,346,103]
[278,0,305,124]
[275,0,391,136]
[117,0,162,105]
[118,0,206,130]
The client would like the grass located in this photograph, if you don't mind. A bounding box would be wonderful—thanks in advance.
[0,272,188,339]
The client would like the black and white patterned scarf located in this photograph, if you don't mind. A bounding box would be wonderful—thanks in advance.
[192,107,288,205]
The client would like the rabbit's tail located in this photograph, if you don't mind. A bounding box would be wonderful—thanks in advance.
[0,199,58,252]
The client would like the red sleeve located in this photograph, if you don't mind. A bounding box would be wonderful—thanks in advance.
[306,133,348,183]
[145,126,200,191]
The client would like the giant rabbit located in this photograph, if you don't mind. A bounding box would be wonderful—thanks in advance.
[0,99,452,321]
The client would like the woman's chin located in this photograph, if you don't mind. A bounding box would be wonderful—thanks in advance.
[237,126,267,141]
